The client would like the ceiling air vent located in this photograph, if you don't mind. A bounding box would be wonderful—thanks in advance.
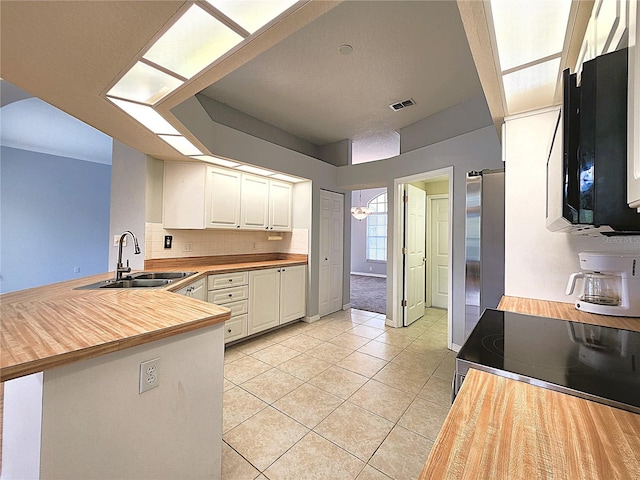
[389,98,416,111]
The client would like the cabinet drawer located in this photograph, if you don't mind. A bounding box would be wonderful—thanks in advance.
[226,299,248,318]
[224,314,247,343]
[208,271,249,290]
[208,285,249,304]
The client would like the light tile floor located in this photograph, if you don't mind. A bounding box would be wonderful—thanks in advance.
[222,308,454,480]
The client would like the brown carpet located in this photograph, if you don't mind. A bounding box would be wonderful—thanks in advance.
[350,274,386,314]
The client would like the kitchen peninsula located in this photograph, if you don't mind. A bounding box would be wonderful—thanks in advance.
[0,254,306,479]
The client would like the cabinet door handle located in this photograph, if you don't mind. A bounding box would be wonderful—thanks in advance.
[228,329,232,333]
[228,293,233,297]
[228,279,233,282]
[282,268,286,272]
[236,225,240,228]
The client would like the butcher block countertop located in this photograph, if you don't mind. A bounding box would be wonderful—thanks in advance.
[419,369,640,480]
[498,295,640,332]
[418,296,640,479]
[0,254,307,382]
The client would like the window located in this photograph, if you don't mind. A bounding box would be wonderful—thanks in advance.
[366,192,387,261]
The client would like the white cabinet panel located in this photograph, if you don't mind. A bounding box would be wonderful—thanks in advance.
[248,269,280,334]
[224,314,248,343]
[163,162,206,229]
[175,277,206,301]
[207,271,248,289]
[280,265,306,323]
[241,174,270,229]
[269,180,293,231]
[206,167,241,228]
[208,285,249,305]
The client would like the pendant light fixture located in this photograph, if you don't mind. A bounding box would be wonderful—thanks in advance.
[351,190,373,220]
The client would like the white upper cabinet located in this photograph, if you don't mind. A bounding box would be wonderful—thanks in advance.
[206,167,241,228]
[240,175,293,231]
[576,0,639,210]
[240,174,270,229]
[163,162,207,229]
[269,180,293,231]
[163,162,293,229]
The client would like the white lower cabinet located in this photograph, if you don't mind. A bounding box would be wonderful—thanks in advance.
[248,265,306,335]
[175,277,206,301]
[207,272,249,344]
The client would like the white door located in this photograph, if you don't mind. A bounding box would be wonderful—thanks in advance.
[319,190,344,317]
[429,196,449,308]
[405,185,426,325]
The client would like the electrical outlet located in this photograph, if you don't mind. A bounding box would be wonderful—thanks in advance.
[139,358,159,394]
[113,235,127,247]
[183,242,193,252]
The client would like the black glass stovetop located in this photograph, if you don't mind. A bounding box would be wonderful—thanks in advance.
[456,309,640,413]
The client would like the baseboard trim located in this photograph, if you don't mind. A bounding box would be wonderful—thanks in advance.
[303,315,321,323]
[342,303,351,310]
[350,272,387,279]
[450,342,462,353]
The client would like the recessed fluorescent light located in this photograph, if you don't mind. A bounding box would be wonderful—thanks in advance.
[192,155,240,168]
[502,57,561,114]
[158,135,203,156]
[107,97,180,135]
[271,173,304,183]
[491,0,571,71]
[236,165,275,176]
[143,4,243,79]
[206,0,300,34]
[107,61,183,105]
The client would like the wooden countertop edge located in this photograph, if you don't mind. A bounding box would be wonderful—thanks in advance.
[0,311,230,383]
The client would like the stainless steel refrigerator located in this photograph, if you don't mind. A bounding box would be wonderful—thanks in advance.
[464,169,505,339]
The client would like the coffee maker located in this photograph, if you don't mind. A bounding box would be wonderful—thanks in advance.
[566,251,640,317]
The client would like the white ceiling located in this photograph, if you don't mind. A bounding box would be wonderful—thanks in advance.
[200,0,484,145]
[0,1,585,164]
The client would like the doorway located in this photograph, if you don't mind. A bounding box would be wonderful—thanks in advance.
[395,169,452,344]
[349,188,387,315]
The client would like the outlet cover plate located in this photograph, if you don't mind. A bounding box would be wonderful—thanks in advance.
[139,358,159,394]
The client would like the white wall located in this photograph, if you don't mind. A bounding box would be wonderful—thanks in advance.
[39,325,224,479]
[109,140,147,272]
[504,108,640,303]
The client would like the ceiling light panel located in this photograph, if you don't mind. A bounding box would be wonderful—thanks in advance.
[502,57,561,114]
[192,155,240,168]
[158,135,203,156]
[107,62,183,105]
[143,4,244,79]
[107,97,180,135]
[206,0,300,34]
[237,165,275,177]
[491,0,571,71]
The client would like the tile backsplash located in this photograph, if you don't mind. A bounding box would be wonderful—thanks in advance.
[145,223,309,260]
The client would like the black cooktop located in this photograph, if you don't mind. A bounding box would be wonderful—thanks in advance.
[456,309,640,413]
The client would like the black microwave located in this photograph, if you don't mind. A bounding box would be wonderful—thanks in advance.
[546,47,640,235]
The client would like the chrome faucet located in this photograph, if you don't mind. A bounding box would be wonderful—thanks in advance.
[115,230,141,281]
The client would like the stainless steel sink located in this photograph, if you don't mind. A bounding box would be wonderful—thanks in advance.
[76,271,195,290]
[100,278,172,288]
[132,272,195,280]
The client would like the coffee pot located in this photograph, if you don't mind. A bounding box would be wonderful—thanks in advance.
[566,252,640,317]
